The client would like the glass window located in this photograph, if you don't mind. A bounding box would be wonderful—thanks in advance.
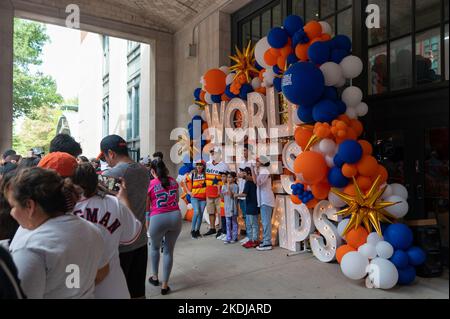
[337,8,352,40]
[416,28,442,84]
[390,36,413,90]
[102,97,109,137]
[368,45,388,95]
[133,86,140,138]
[127,90,132,140]
[251,16,260,43]
[292,0,304,18]
[338,0,352,10]
[445,0,449,21]
[272,4,282,28]
[261,10,271,36]
[320,0,335,18]
[415,0,441,31]
[305,0,319,22]
[390,0,412,38]
[368,0,387,45]
[445,24,449,81]
[242,21,250,48]
[324,15,335,37]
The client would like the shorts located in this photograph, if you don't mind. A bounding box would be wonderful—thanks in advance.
[119,244,148,298]
[206,197,221,215]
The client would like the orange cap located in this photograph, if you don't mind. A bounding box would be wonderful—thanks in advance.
[38,152,78,177]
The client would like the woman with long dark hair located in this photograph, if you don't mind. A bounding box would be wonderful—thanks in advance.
[146,158,181,295]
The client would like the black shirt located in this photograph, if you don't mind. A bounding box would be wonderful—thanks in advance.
[243,180,259,215]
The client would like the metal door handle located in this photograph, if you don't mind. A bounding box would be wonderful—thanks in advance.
[416,184,424,200]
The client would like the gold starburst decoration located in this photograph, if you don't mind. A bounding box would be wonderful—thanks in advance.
[177,135,200,158]
[229,41,259,83]
[332,175,401,236]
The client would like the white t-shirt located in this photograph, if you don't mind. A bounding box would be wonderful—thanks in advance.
[206,160,229,177]
[73,194,142,299]
[256,166,276,208]
[9,214,105,299]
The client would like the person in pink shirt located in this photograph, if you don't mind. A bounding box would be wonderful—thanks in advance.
[146,158,181,295]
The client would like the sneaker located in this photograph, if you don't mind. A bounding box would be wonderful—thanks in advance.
[195,230,202,238]
[221,235,229,241]
[243,240,254,249]
[203,229,216,236]
[252,240,260,248]
[191,230,196,239]
[256,244,273,251]
[224,241,231,244]
[215,230,223,238]
[240,237,249,244]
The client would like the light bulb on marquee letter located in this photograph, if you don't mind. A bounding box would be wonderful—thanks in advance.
[284,201,315,252]
[204,102,226,144]
[281,140,302,194]
[310,200,342,263]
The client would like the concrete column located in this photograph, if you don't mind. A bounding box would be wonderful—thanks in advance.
[0,1,14,152]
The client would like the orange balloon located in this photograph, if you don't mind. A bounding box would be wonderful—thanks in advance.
[357,175,373,191]
[357,155,379,177]
[204,69,226,95]
[342,163,358,178]
[199,90,206,102]
[320,33,332,41]
[185,208,194,221]
[280,43,293,58]
[255,86,266,95]
[264,48,280,66]
[258,69,265,80]
[201,122,208,132]
[336,244,357,264]
[338,114,351,125]
[290,194,302,205]
[350,119,363,137]
[343,184,356,196]
[303,21,322,40]
[294,126,313,150]
[237,73,247,84]
[294,151,328,185]
[295,43,311,61]
[306,198,319,209]
[358,140,373,155]
[378,165,388,184]
[312,182,330,200]
[221,94,230,102]
[345,227,369,249]
[346,127,358,140]
[277,55,287,69]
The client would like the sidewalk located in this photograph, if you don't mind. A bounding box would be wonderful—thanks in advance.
[146,221,449,299]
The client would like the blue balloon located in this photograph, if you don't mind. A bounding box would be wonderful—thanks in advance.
[335,100,347,114]
[292,29,309,47]
[397,266,416,285]
[268,27,289,49]
[282,62,325,106]
[255,61,264,71]
[211,94,222,103]
[273,77,282,92]
[407,246,427,266]
[330,35,352,52]
[328,166,349,188]
[308,41,331,65]
[322,86,338,101]
[192,115,202,122]
[330,49,350,64]
[185,194,191,203]
[287,53,298,66]
[283,15,304,37]
[337,140,363,164]
[312,99,340,122]
[225,84,237,99]
[194,88,202,100]
[297,105,314,123]
[390,250,409,269]
[384,223,414,250]
[333,154,345,168]
[239,83,253,100]
[273,65,283,75]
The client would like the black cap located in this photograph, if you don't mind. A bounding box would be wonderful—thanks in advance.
[2,149,16,159]
[244,167,252,175]
[98,135,128,159]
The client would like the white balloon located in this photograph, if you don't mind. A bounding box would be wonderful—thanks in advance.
[200,75,205,85]
[340,251,369,280]
[251,77,262,90]
[337,219,349,238]
[342,86,363,108]
[310,143,321,153]
[318,21,332,35]
[340,55,363,79]
[367,232,384,246]
[200,110,207,121]
[329,190,346,208]
[335,76,347,88]
[254,37,271,69]
[219,65,230,75]
[376,241,394,259]
[345,106,358,119]
[358,243,378,259]
[178,199,187,219]
[355,102,368,117]
[366,258,399,289]
[384,195,409,218]
[325,155,335,168]
[188,104,201,118]
[319,62,343,86]
[205,93,213,105]
[381,184,393,199]
[225,73,235,85]
[263,68,276,87]
[390,183,408,199]
[186,203,193,210]
[319,139,337,155]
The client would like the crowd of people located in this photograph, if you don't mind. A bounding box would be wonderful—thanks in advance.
[0,134,276,299]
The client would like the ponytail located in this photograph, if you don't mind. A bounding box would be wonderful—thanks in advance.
[150,158,170,189]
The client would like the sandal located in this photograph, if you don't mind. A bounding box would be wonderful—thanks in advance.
[161,286,171,295]
[148,276,160,286]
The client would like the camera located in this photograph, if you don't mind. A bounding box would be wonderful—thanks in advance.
[98,175,121,193]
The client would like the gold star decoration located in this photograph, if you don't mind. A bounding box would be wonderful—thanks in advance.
[331,175,401,236]
[229,41,259,83]
[177,135,201,158]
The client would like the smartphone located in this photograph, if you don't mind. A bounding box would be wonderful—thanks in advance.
[98,175,121,192]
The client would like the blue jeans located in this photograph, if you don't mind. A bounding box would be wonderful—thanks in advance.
[245,214,259,241]
[260,205,273,246]
[226,216,238,241]
[191,198,206,232]
[239,200,249,234]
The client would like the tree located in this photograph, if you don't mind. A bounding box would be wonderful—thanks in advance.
[13,18,63,119]
[12,106,62,156]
